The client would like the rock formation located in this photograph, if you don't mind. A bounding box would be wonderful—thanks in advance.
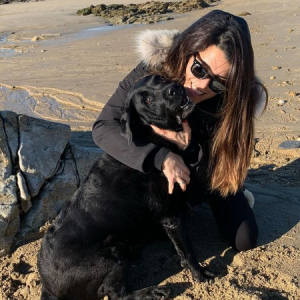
[0,111,103,256]
[77,0,215,25]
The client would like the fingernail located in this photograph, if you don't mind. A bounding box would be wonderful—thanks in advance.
[183,119,188,123]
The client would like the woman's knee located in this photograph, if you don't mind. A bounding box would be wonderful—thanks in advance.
[234,219,258,252]
[209,190,259,251]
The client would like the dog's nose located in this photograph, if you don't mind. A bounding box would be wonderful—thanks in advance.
[167,85,182,98]
[166,85,188,107]
[167,86,176,98]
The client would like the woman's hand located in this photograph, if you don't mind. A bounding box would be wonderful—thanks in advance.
[162,152,190,194]
[150,120,191,150]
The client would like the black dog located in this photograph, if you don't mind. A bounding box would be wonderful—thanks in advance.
[38,75,207,300]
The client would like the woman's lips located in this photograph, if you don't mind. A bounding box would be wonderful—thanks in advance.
[191,82,204,95]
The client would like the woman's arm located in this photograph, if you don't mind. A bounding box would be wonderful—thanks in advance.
[92,62,170,173]
[93,64,200,193]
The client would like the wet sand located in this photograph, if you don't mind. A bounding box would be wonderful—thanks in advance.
[0,0,299,299]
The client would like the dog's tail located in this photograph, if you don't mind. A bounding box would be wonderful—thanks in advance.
[41,288,62,300]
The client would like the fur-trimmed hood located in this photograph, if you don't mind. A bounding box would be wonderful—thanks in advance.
[135,29,180,68]
[135,30,267,119]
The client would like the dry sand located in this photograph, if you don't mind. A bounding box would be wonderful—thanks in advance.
[0,0,299,299]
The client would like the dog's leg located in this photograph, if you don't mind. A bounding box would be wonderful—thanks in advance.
[130,286,170,300]
[97,262,170,300]
[101,286,170,300]
[161,215,208,282]
[100,284,170,300]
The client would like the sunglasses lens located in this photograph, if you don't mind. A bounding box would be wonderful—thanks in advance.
[209,80,226,94]
[191,64,206,79]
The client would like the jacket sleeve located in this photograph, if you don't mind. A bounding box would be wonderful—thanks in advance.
[92,62,170,173]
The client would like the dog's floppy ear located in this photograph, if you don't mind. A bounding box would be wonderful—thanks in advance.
[120,105,133,145]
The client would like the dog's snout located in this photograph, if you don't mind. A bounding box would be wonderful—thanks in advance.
[167,86,176,98]
[165,84,188,108]
[167,84,182,98]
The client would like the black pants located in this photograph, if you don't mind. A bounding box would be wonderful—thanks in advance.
[209,190,258,252]
[187,182,258,252]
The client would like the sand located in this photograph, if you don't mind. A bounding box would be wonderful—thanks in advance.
[0,0,299,299]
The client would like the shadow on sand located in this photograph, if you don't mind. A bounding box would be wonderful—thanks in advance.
[19,130,299,299]
[126,157,300,298]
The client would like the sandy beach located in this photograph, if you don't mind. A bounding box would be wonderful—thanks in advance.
[0,0,299,299]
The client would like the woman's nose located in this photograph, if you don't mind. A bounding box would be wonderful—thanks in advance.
[197,77,211,89]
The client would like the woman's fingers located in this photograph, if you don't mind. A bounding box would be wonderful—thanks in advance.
[150,125,165,136]
[168,180,175,194]
[150,121,192,150]
[182,120,192,137]
[176,170,190,192]
[177,178,187,192]
[168,175,189,194]
[162,152,190,194]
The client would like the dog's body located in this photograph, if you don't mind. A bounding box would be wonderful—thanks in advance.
[38,75,206,300]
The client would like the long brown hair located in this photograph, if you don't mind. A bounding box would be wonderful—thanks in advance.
[151,10,268,197]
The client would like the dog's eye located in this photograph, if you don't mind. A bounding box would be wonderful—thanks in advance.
[159,76,167,82]
[145,98,151,106]
[140,91,153,106]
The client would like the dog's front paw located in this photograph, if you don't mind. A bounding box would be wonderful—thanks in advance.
[191,266,216,283]
[133,286,170,300]
[191,269,207,283]
[150,286,170,300]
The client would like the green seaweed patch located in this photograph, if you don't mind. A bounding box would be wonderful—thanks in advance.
[77,7,94,16]
[76,0,214,25]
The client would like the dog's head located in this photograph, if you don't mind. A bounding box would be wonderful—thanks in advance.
[121,75,194,145]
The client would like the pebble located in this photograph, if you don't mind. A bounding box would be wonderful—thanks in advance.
[272,66,282,70]
[288,91,297,97]
[238,11,251,16]
[270,76,276,80]
[278,99,287,106]
[31,35,44,42]
[279,141,300,149]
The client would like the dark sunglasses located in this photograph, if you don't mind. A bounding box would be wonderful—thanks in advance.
[190,54,227,94]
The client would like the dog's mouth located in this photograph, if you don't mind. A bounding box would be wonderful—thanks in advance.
[179,95,194,121]
[175,95,194,126]
[180,95,192,109]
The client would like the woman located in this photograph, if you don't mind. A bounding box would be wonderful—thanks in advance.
[92,10,267,252]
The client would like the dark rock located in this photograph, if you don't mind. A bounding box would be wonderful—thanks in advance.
[77,0,213,25]
[77,6,94,16]
[0,0,26,4]
[279,141,300,149]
